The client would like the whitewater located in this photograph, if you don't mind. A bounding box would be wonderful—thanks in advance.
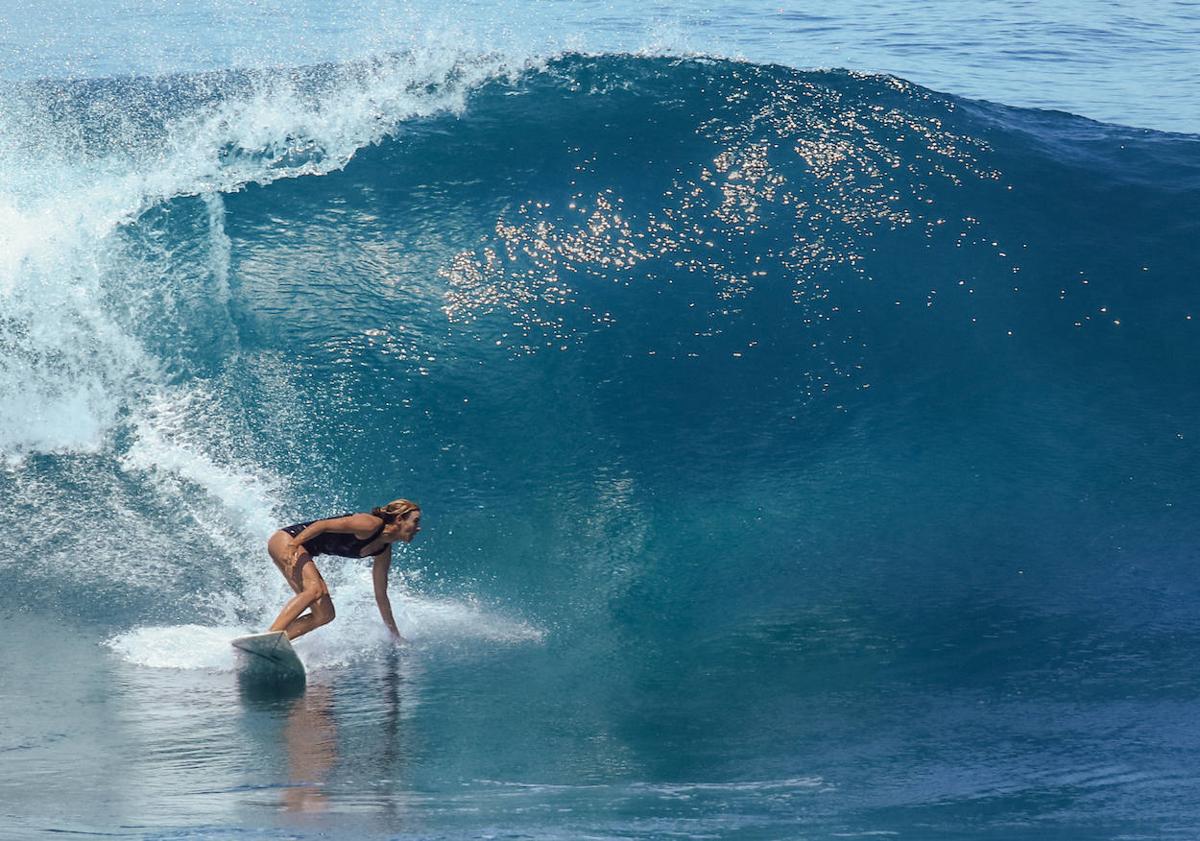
[2,2,1200,839]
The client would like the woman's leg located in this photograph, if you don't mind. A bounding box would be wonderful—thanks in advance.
[267,532,336,640]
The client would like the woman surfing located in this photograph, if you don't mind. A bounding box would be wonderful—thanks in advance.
[266,498,421,641]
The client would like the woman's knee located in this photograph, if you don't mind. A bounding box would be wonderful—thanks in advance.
[302,580,329,603]
[313,598,336,625]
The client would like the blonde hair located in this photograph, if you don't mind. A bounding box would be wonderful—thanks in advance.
[371,498,420,523]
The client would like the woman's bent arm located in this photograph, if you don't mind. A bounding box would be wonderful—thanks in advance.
[287,514,377,557]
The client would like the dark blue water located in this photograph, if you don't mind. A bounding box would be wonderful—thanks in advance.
[2,48,1200,840]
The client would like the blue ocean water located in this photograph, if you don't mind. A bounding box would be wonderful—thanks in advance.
[2,3,1200,840]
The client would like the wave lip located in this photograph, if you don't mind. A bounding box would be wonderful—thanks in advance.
[0,49,530,462]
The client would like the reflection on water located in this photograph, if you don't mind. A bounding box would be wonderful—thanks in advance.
[233,648,421,829]
[373,649,412,829]
[282,684,337,814]
[237,674,343,817]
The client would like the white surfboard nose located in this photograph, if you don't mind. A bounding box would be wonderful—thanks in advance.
[231,631,306,684]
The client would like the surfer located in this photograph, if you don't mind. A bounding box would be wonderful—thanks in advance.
[266,499,421,642]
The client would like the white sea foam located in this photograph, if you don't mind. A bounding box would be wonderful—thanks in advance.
[278,564,545,669]
[105,590,544,672]
[118,381,285,621]
[105,623,244,670]
[0,46,527,462]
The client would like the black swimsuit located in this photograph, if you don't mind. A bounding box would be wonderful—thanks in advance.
[282,513,386,558]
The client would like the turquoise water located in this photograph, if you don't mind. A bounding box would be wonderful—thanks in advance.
[2,5,1200,840]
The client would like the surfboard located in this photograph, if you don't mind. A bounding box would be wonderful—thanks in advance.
[231,631,306,684]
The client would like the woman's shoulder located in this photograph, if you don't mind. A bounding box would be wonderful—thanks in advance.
[346,511,385,530]
[314,512,380,531]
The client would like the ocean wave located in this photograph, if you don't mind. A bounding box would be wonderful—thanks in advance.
[2,52,1196,654]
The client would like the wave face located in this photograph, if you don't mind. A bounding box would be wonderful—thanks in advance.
[3,53,1200,831]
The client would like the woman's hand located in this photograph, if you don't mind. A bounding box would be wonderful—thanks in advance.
[285,538,305,563]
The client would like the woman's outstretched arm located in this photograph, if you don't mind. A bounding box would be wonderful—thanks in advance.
[372,546,406,643]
